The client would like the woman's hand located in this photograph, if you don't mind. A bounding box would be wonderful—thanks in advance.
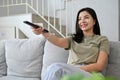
[31,27,45,35]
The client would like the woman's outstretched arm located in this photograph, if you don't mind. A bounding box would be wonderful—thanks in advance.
[32,27,69,48]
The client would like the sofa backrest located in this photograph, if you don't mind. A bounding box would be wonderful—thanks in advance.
[106,41,120,79]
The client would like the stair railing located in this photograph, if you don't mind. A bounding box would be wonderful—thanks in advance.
[0,0,76,37]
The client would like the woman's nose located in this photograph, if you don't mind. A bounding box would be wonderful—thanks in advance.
[80,19,85,23]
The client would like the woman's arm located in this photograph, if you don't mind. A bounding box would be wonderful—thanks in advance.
[32,27,69,48]
[80,51,108,72]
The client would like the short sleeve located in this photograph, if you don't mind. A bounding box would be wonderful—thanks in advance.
[99,36,110,55]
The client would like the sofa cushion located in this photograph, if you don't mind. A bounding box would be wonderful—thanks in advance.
[0,40,7,77]
[106,41,120,79]
[41,41,69,77]
[0,76,40,80]
[108,41,120,64]
[106,64,120,79]
[5,37,46,78]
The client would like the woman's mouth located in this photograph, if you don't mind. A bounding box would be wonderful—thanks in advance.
[80,24,88,29]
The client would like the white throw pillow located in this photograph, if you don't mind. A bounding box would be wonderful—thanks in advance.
[41,41,69,77]
[0,40,7,77]
[5,37,46,78]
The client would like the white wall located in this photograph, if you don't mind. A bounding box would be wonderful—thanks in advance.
[0,14,42,38]
[54,0,119,41]
[118,1,120,41]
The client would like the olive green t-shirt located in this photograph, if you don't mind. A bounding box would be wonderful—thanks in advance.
[66,35,110,65]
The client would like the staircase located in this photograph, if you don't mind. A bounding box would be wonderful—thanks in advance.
[0,0,77,38]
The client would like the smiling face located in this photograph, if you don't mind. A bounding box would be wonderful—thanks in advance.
[78,11,95,35]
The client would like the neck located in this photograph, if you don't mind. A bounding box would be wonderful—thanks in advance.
[83,31,94,36]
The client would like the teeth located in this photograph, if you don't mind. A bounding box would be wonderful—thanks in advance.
[81,24,87,27]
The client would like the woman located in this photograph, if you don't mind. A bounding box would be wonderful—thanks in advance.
[32,7,110,80]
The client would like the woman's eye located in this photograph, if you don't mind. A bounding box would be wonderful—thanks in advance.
[84,16,89,19]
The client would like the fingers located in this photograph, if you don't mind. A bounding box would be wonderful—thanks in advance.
[31,27,44,35]
[34,23,43,28]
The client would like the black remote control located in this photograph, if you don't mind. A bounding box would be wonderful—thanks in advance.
[23,21,49,33]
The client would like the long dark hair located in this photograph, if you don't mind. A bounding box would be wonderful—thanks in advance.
[72,7,101,43]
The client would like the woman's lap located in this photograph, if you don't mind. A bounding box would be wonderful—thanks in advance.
[42,63,91,80]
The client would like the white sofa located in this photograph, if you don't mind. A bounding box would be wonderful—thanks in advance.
[0,36,120,80]
[0,36,69,80]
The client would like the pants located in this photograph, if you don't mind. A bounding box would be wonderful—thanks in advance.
[42,63,91,80]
